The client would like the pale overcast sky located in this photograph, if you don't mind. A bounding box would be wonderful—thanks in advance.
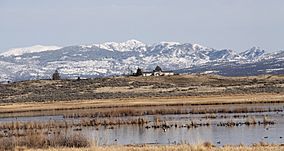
[0,0,284,52]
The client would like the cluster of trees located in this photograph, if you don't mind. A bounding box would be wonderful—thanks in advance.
[51,70,81,81]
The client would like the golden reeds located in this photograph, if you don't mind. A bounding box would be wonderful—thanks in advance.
[21,143,284,151]
[0,131,90,150]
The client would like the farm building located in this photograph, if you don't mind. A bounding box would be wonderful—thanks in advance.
[139,66,175,77]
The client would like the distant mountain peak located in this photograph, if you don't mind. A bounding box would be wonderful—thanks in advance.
[240,46,265,60]
[250,46,261,50]
[158,41,181,45]
[124,39,144,45]
[0,45,62,57]
[246,46,265,53]
[94,39,146,52]
[192,43,208,50]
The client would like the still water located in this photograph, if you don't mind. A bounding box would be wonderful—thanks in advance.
[81,113,284,146]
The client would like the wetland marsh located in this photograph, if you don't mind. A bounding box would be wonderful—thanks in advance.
[1,75,284,150]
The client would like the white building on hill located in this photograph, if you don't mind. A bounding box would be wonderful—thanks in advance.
[141,66,175,77]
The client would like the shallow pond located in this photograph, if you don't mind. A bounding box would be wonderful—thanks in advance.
[80,113,284,146]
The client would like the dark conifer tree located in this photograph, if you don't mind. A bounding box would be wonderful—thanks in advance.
[154,66,162,72]
[136,68,143,76]
[52,70,61,80]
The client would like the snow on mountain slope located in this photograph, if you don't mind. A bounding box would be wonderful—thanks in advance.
[81,39,147,52]
[0,40,282,82]
[240,47,265,61]
[0,45,62,57]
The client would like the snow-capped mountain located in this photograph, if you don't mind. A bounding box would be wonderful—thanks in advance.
[240,47,265,61]
[0,40,283,82]
[0,45,62,57]
[92,39,147,52]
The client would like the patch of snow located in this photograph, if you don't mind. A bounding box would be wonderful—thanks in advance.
[32,56,40,59]
[159,41,180,46]
[94,68,108,74]
[265,68,284,73]
[203,70,219,74]
[80,45,93,49]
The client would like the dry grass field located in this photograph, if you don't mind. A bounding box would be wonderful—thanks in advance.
[0,93,283,117]
[1,74,284,104]
[21,144,284,151]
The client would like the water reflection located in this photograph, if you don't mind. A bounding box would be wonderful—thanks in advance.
[84,120,284,146]
[1,114,284,146]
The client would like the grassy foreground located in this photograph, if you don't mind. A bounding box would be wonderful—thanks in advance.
[1,94,284,115]
[22,144,284,151]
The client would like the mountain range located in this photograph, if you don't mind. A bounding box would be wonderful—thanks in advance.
[0,40,284,82]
